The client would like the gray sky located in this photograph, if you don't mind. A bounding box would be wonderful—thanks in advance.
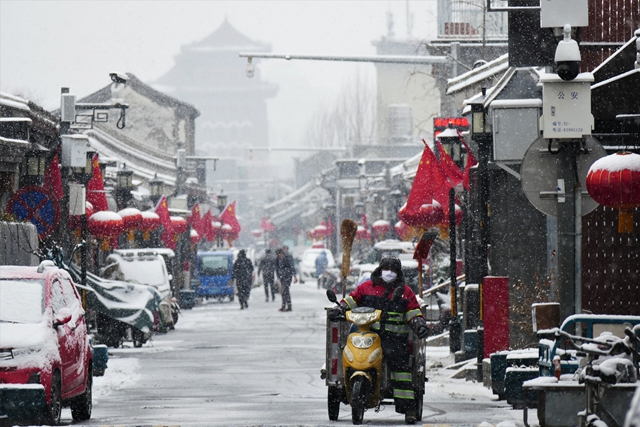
[1,1,437,172]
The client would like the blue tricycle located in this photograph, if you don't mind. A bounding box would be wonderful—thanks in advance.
[195,251,235,302]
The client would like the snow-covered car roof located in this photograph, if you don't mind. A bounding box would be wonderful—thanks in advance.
[0,265,45,280]
[113,249,174,259]
[373,239,415,252]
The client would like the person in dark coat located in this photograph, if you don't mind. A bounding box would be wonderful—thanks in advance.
[276,247,297,311]
[258,249,277,302]
[233,250,254,309]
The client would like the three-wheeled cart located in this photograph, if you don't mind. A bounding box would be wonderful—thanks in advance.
[321,307,427,423]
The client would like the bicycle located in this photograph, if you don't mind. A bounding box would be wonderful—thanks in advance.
[536,326,639,427]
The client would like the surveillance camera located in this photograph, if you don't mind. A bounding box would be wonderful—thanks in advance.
[554,24,581,81]
[110,73,129,84]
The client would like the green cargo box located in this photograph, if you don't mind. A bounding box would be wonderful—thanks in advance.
[505,367,538,408]
[490,352,508,399]
[0,385,45,420]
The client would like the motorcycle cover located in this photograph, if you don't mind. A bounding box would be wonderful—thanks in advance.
[68,263,161,333]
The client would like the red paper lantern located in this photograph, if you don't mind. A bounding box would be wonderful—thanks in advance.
[260,217,276,232]
[118,208,143,242]
[88,211,124,250]
[356,225,371,240]
[68,201,95,233]
[586,152,640,233]
[140,211,160,240]
[251,229,262,238]
[220,223,233,238]
[170,216,188,235]
[372,220,391,238]
[437,204,463,239]
[190,229,200,245]
[398,201,444,229]
[212,221,222,238]
[394,221,412,241]
[306,229,316,240]
[314,224,328,238]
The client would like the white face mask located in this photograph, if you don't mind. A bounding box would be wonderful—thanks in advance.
[381,270,397,283]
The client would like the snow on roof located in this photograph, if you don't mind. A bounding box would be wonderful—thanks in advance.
[589,152,640,173]
[0,92,30,111]
[85,127,177,186]
[447,54,509,95]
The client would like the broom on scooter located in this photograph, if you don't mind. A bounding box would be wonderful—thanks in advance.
[340,219,358,299]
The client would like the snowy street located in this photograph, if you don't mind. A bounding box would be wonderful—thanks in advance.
[82,280,528,426]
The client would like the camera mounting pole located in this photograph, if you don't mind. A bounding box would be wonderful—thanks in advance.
[537,25,597,327]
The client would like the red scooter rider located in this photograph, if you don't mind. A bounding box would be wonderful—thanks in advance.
[328,257,430,423]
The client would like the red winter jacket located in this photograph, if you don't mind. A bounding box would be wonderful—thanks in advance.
[342,268,424,339]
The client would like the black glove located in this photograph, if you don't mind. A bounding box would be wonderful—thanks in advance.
[416,324,430,339]
[411,317,430,339]
[328,306,345,322]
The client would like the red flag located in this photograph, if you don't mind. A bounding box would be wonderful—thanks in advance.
[86,153,109,212]
[414,235,435,265]
[45,152,64,200]
[260,217,275,232]
[435,140,464,187]
[220,201,241,234]
[154,196,175,249]
[189,203,204,238]
[459,132,478,190]
[405,141,452,216]
[202,209,215,242]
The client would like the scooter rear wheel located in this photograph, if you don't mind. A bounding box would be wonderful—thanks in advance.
[351,377,367,425]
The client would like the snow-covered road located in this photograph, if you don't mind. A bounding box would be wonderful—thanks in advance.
[78,280,530,426]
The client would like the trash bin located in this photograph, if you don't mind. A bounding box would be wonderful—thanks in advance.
[490,351,508,399]
[179,289,196,309]
[92,344,109,377]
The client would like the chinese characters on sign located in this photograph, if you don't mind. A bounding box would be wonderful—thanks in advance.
[541,75,593,139]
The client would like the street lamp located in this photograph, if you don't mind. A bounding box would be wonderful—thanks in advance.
[149,173,164,205]
[217,193,228,213]
[70,149,95,310]
[438,122,464,354]
[115,163,134,210]
[20,144,49,187]
[216,192,228,248]
[469,88,492,380]
[322,202,336,253]
[469,87,492,283]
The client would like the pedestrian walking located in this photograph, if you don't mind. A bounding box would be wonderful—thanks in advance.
[258,249,277,302]
[233,250,254,309]
[315,250,329,288]
[276,247,297,311]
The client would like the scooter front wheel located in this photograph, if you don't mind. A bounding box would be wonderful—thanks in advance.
[351,377,367,425]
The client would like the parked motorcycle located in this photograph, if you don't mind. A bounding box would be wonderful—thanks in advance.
[325,288,425,425]
[171,297,181,325]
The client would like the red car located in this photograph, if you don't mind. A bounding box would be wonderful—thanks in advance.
[0,261,92,425]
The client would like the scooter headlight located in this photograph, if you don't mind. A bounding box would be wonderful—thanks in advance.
[351,335,375,349]
[347,310,379,326]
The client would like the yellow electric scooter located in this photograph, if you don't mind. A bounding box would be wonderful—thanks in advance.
[326,287,421,425]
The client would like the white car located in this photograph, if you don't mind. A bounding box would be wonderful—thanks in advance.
[102,249,175,331]
[359,239,415,265]
[299,248,335,283]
